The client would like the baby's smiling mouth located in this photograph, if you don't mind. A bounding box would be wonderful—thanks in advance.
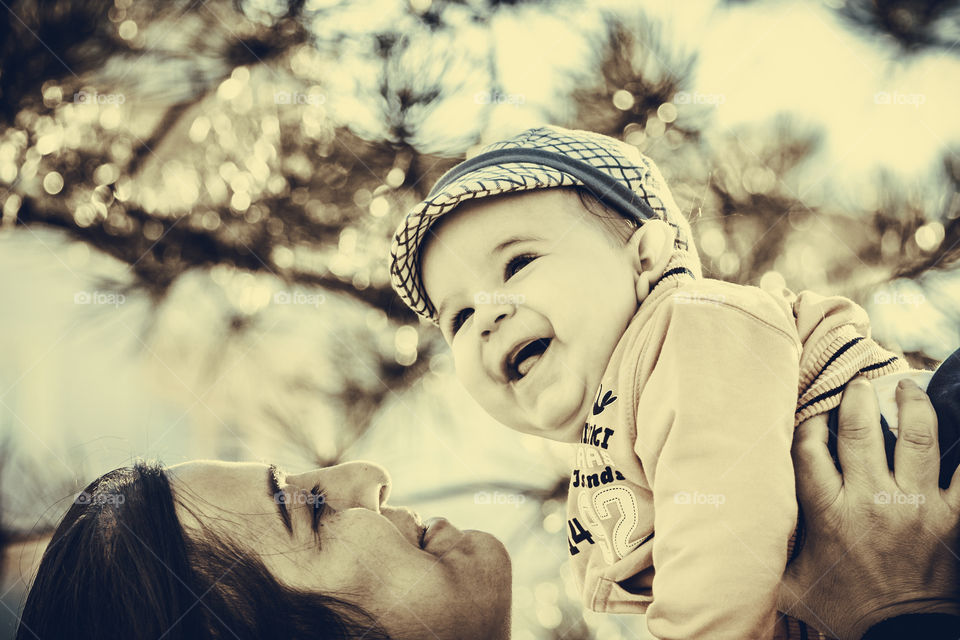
[505,338,552,382]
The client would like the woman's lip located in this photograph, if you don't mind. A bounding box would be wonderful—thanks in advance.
[421,517,452,550]
[383,506,425,548]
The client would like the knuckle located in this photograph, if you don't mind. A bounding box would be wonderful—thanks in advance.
[900,386,933,406]
[900,382,926,396]
[898,426,936,449]
[838,415,875,439]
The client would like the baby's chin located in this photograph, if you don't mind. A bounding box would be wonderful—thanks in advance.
[503,388,592,443]
[533,419,588,444]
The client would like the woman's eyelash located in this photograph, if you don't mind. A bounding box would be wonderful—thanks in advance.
[504,253,537,279]
[310,483,327,537]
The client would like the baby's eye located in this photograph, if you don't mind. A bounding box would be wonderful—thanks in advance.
[450,308,474,335]
[504,253,538,280]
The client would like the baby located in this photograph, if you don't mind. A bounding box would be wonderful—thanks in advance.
[388,126,960,639]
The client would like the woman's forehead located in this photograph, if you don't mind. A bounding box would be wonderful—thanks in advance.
[167,460,272,512]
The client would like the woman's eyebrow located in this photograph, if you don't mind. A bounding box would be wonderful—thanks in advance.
[267,464,292,535]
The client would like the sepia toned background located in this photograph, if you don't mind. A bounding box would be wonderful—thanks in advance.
[2,0,960,638]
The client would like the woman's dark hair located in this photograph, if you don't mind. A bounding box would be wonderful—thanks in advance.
[17,461,392,640]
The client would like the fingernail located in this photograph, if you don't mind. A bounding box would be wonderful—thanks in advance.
[898,378,918,390]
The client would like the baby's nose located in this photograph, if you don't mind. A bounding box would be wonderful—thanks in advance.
[476,301,515,339]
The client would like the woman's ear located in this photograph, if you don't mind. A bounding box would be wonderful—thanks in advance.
[627,219,675,303]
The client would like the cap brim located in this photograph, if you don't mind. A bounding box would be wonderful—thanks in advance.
[390,161,588,324]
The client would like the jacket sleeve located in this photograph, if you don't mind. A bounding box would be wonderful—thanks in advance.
[863,614,960,640]
[787,288,905,423]
[634,295,801,640]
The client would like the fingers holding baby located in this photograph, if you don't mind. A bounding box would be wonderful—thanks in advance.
[781,378,960,640]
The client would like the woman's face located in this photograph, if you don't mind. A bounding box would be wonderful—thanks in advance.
[167,460,512,640]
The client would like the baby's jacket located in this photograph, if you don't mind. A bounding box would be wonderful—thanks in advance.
[565,271,904,640]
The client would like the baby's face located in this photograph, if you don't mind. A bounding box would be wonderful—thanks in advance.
[421,190,640,442]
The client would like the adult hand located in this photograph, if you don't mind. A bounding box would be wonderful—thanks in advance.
[779,378,960,640]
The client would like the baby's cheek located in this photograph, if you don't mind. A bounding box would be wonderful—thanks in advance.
[451,351,485,392]
[460,372,505,412]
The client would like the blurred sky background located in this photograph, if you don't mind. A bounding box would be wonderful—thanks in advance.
[2,0,960,638]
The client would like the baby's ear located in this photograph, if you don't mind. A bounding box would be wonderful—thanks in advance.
[627,219,676,303]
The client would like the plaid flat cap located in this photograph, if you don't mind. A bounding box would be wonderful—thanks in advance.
[389,125,701,323]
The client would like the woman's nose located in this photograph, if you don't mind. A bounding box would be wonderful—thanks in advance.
[287,461,390,511]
